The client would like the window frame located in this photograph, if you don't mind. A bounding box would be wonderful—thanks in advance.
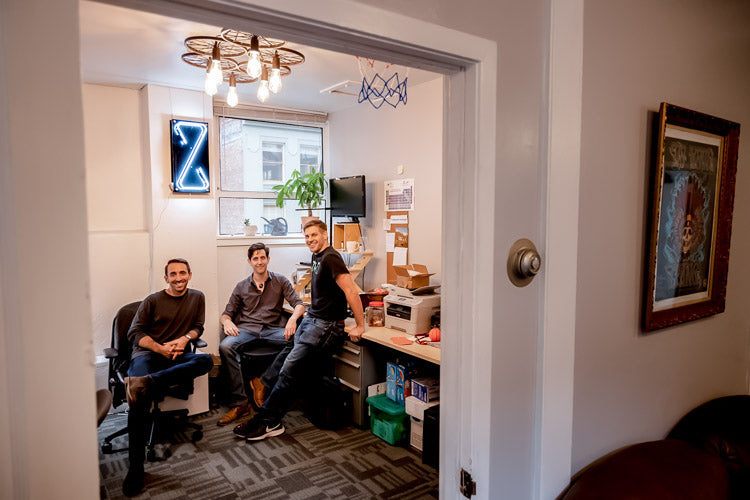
[213,112,329,243]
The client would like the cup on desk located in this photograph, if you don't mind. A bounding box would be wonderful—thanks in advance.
[346,241,359,253]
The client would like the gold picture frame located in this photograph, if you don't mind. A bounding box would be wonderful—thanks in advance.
[643,103,741,332]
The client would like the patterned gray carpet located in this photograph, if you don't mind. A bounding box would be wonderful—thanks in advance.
[98,407,438,499]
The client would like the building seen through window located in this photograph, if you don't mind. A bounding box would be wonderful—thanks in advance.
[218,117,323,236]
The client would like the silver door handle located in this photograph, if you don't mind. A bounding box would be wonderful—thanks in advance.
[507,238,541,287]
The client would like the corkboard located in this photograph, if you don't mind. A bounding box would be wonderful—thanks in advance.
[386,210,409,284]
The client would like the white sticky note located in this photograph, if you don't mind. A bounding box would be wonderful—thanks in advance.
[385,232,395,252]
[393,246,407,265]
[383,219,391,230]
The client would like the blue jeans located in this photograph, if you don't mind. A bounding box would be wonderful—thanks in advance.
[218,326,290,406]
[126,351,213,467]
[259,315,345,422]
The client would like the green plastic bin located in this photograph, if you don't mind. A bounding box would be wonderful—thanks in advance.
[366,393,409,445]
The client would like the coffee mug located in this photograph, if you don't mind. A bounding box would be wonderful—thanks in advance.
[346,241,358,253]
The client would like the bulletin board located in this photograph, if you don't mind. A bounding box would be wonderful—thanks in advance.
[386,210,409,284]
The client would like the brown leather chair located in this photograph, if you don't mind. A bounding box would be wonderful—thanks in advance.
[559,395,750,499]
[558,439,730,499]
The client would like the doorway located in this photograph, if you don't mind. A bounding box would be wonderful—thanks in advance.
[87,0,497,495]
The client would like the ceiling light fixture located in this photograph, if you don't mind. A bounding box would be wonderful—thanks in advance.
[181,30,305,106]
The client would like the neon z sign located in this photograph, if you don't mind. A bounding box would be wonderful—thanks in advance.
[170,119,210,193]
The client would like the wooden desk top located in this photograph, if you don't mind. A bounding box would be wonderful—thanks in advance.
[361,326,441,365]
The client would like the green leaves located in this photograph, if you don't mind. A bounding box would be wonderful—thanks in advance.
[273,168,326,216]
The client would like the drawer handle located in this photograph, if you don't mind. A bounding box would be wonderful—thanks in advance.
[342,345,360,355]
[337,378,360,392]
[333,354,360,369]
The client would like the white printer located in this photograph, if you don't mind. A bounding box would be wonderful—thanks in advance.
[383,285,441,335]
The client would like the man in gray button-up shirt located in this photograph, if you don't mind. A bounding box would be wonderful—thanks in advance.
[217,243,305,426]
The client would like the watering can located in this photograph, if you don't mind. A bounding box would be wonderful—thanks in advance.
[261,217,288,236]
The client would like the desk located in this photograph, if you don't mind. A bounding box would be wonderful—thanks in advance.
[362,327,440,365]
[337,324,440,426]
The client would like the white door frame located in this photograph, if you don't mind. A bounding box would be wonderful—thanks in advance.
[95,0,583,497]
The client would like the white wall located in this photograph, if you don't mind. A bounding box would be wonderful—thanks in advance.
[573,0,750,472]
[0,0,99,497]
[82,84,151,375]
[328,78,444,290]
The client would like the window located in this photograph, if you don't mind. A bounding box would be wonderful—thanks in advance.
[262,142,283,183]
[299,144,321,176]
[218,117,324,236]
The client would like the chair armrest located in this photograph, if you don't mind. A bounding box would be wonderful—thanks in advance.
[192,338,207,349]
[103,347,118,359]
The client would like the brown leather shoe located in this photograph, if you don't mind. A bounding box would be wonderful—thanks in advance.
[249,378,266,408]
[217,404,252,426]
[124,375,150,405]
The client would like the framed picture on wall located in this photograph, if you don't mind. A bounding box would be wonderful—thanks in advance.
[642,103,741,332]
[170,119,210,193]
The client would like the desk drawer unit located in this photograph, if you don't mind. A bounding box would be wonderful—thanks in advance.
[333,340,376,427]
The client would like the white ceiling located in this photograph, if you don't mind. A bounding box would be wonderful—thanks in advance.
[79,1,441,113]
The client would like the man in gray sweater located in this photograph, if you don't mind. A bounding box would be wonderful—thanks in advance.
[122,258,213,497]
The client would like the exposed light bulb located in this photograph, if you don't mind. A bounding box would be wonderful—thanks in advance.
[257,80,270,102]
[209,42,224,86]
[246,35,262,78]
[227,74,238,107]
[247,53,261,79]
[204,75,218,96]
[209,60,223,86]
[269,53,282,93]
[257,65,270,102]
[269,68,282,94]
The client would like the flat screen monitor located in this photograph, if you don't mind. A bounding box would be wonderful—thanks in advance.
[329,175,366,218]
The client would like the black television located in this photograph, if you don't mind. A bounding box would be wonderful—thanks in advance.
[329,175,366,219]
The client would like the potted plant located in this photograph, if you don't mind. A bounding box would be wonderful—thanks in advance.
[243,218,257,237]
[273,168,326,227]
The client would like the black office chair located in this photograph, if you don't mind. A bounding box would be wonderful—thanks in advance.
[101,301,208,459]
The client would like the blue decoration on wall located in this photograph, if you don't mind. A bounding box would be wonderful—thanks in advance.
[170,119,210,193]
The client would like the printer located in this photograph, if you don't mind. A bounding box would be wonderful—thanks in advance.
[383,286,441,335]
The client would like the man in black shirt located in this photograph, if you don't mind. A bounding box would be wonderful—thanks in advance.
[234,220,365,441]
[217,243,304,426]
[122,258,213,497]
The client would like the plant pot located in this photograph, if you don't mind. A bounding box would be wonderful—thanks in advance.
[243,225,257,237]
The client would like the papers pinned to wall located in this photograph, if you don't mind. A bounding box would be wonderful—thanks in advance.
[385,178,415,211]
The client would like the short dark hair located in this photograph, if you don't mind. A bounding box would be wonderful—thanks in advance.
[248,242,270,259]
[165,258,191,276]
[303,219,327,232]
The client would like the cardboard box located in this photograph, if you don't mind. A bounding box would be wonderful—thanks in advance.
[392,264,435,289]
[410,416,424,451]
[411,377,440,402]
[405,396,440,420]
[368,382,387,398]
[386,361,417,405]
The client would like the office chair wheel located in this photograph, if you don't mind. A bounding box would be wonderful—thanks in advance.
[101,442,113,454]
[192,430,203,442]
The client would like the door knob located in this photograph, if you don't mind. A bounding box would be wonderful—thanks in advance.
[507,238,541,287]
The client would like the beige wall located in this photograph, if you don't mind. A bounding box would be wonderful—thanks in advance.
[573,0,750,472]
[82,84,151,364]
